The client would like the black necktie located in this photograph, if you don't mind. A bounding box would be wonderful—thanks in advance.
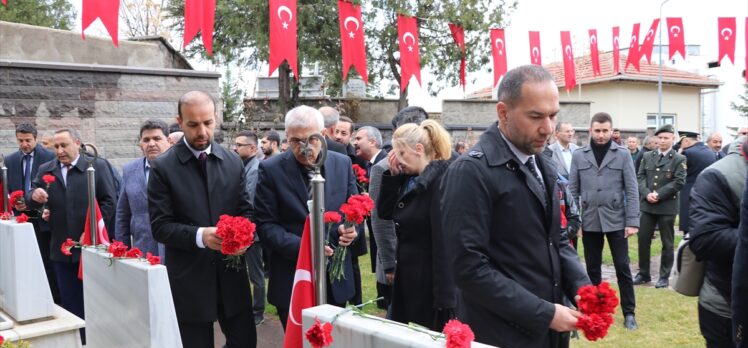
[526,156,544,187]
[198,152,207,177]
[23,154,32,193]
[365,161,373,178]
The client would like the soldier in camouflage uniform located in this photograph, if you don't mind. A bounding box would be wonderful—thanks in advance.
[633,124,687,289]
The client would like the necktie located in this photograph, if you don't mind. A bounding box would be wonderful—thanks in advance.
[198,152,208,176]
[23,154,32,193]
[525,156,544,187]
[365,161,373,178]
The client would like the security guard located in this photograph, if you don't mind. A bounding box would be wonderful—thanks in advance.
[633,124,687,289]
[677,131,716,237]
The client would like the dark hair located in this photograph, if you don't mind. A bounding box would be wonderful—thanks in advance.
[213,130,224,144]
[281,138,288,144]
[236,131,258,145]
[613,128,620,132]
[590,112,613,127]
[168,122,181,133]
[498,65,554,107]
[177,91,216,118]
[15,123,38,138]
[264,131,281,146]
[454,140,467,152]
[139,119,169,139]
[391,106,428,130]
[338,116,354,133]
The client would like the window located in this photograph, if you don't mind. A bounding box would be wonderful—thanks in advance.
[647,114,676,130]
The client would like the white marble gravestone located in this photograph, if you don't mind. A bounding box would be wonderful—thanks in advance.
[0,220,54,322]
[302,305,497,348]
[82,248,182,348]
[0,305,84,348]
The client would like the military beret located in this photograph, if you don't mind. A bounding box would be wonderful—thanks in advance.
[679,131,699,139]
[655,124,675,135]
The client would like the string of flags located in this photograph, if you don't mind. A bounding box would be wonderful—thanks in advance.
[2,0,747,87]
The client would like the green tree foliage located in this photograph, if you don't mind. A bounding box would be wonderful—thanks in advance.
[0,0,76,30]
[220,66,245,123]
[730,83,748,118]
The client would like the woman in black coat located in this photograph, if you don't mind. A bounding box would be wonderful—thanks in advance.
[377,120,456,331]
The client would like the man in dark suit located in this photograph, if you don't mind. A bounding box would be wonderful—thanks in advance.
[5,123,58,303]
[27,128,117,342]
[676,131,716,237]
[319,106,347,155]
[116,119,171,257]
[254,105,359,331]
[149,91,256,347]
[440,65,590,347]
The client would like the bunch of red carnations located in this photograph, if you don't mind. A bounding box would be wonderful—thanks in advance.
[328,194,373,282]
[215,215,256,271]
[575,281,619,341]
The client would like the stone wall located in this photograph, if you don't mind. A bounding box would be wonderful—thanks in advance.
[0,60,220,168]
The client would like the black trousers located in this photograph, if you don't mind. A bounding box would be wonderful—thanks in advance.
[178,283,256,348]
[376,281,392,309]
[638,212,676,280]
[698,304,734,348]
[351,256,363,305]
[582,230,636,316]
[36,227,60,304]
[53,261,85,344]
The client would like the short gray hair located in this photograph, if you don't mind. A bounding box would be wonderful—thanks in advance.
[55,128,82,142]
[643,135,657,145]
[358,126,382,148]
[498,65,554,107]
[555,122,572,132]
[319,106,340,128]
[705,132,721,142]
[285,105,324,132]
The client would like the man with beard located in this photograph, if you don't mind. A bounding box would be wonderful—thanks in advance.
[705,133,723,160]
[260,131,281,159]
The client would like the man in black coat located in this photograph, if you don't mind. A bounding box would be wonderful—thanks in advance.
[732,150,748,348]
[677,131,715,237]
[440,65,590,348]
[27,128,117,343]
[149,91,256,348]
[5,123,58,303]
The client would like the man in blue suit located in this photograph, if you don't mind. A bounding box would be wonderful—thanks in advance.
[5,123,58,302]
[115,119,171,257]
[254,105,359,331]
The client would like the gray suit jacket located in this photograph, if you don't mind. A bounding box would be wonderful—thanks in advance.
[368,157,397,284]
[548,141,579,179]
[243,155,261,204]
[569,142,640,232]
[116,157,161,256]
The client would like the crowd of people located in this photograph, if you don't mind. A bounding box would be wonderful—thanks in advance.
[3,65,748,348]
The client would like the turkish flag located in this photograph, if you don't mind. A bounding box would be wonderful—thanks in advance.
[560,31,576,92]
[448,23,466,91]
[718,17,737,64]
[338,0,368,84]
[269,0,299,79]
[666,18,686,60]
[184,0,216,56]
[81,0,119,47]
[282,218,316,348]
[78,200,111,280]
[529,31,541,65]
[398,15,421,92]
[639,19,659,64]
[589,29,601,76]
[624,23,641,72]
[612,26,620,74]
[491,28,508,87]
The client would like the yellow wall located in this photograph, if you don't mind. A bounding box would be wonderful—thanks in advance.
[559,81,702,132]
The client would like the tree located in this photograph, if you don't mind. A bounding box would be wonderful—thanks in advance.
[220,66,245,123]
[0,0,76,30]
[730,83,748,118]
[120,0,171,38]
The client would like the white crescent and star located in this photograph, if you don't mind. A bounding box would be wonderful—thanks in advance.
[403,32,416,52]
[614,36,619,48]
[590,34,597,46]
[670,25,681,38]
[646,29,655,40]
[565,45,573,60]
[495,38,504,55]
[630,35,638,47]
[344,16,359,39]
[278,5,293,30]
[288,270,312,326]
[722,27,733,40]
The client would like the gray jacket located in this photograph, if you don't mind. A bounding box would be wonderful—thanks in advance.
[368,157,398,285]
[569,141,640,232]
[548,141,579,179]
[243,155,260,204]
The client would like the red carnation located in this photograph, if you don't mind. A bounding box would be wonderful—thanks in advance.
[42,174,56,185]
[577,282,619,315]
[9,190,24,204]
[15,213,29,223]
[125,247,143,258]
[577,313,614,341]
[61,238,76,256]
[0,334,4,345]
[215,215,256,270]
[146,252,161,265]
[108,240,128,258]
[0,212,12,221]
[351,164,369,191]
[324,211,342,224]
[443,319,475,348]
[349,194,374,212]
[305,317,333,348]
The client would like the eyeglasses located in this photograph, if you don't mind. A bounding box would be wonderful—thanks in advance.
[287,137,321,147]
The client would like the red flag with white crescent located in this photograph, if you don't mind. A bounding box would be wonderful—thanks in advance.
[183,0,216,56]
[448,23,466,91]
[639,19,659,64]
[82,0,119,47]
[491,28,508,87]
[338,0,368,84]
[624,23,641,72]
[666,18,685,60]
[397,15,421,92]
[718,17,737,64]
[529,31,541,65]
[560,31,576,92]
[282,218,315,348]
[612,26,620,74]
[269,0,299,80]
[589,29,601,77]
[78,200,111,280]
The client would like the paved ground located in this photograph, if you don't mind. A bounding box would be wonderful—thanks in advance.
[213,315,284,348]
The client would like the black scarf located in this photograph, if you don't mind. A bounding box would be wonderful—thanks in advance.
[590,138,612,166]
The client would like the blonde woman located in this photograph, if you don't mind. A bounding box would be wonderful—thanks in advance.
[376,120,457,331]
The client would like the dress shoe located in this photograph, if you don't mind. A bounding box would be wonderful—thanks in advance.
[655,278,669,289]
[624,314,638,330]
[254,314,265,325]
[632,274,651,285]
